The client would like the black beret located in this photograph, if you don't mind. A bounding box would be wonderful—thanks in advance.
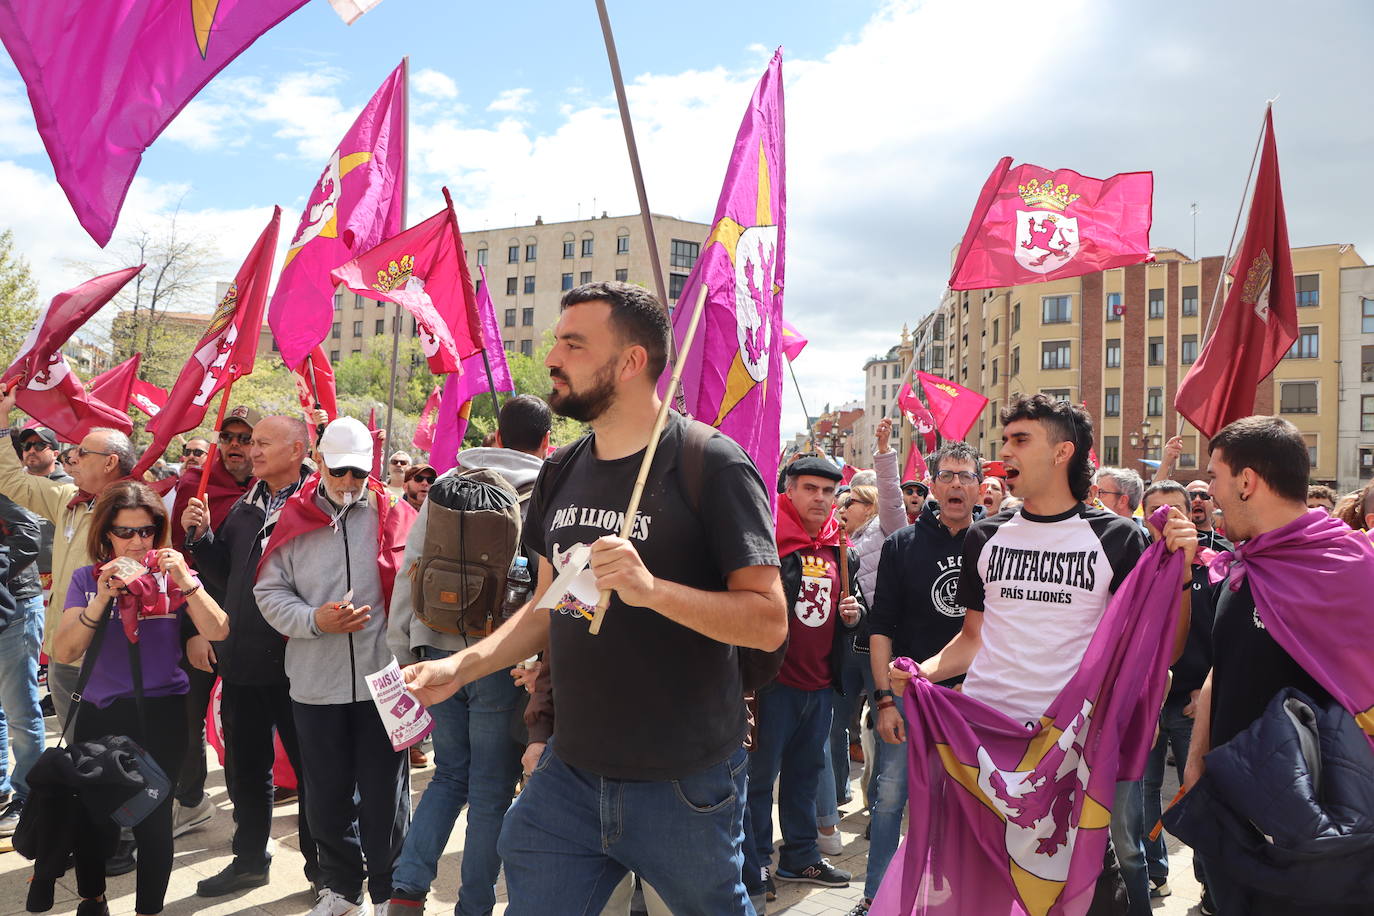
[785,456,843,482]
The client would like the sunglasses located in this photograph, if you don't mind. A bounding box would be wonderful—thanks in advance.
[20,441,52,452]
[1188,492,1213,501]
[412,474,436,484]
[390,459,409,466]
[77,446,114,459]
[328,466,369,480]
[182,447,207,458]
[219,431,253,446]
[109,525,158,540]
[901,486,925,495]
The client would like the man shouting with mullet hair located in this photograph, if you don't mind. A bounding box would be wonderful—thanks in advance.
[407,281,787,915]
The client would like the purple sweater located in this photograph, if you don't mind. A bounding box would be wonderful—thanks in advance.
[64,565,189,708]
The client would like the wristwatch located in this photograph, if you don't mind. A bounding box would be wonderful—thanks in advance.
[872,688,895,703]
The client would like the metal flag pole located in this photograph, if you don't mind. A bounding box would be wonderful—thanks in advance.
[383,56,410,460]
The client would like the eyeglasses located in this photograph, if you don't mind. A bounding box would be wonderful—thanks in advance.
[219,431,253,446]
[1097,489,1124,499]
[413,474,436,484]
[109,525,157,540]
[77,447,114,459]
[934,470,979,484]
[328,466,369,480]
[20,441,52,452]
[182,448,207,458]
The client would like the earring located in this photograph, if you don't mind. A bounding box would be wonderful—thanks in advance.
[1238,491,1249,502]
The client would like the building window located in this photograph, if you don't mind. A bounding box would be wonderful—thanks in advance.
[881,385,887,401]
[1295,274,1319,307]
[1148,288,1164,319]
[615,268,628,282]
[669,273,687,301]
[992,358,999,384]
[506,277,518,296]
[1304,433,1318,468]
[507,245,519,264]
[561,273,573,291]
[1105,338,1121,369]
[1148,336,1164,366]
[670,239,700,270]
[504,308,516,328]
[1104,435,1120,466]
[476,247,488,266]
[934,347,946,370]
[1285,326,1318,359]
[1182,285,1198,316]
[520,339,533,357]
[525,243,537,261]
[1147,387,1164,416]
[1364,297,1374,333]
[522,308,534,327]
[580,271,592,285]
[1106,292,1122,322]
[1011,304,1020,333]
[375,319,385,334]
[523,276,535,294]
[1362,345,1374,383]
[1105,388,1121,417]
[354,293,365,309]
[616,235,629,255]
[1043,389,1071,402]
[1364,395,1374,432]
[1009,347,1018,377]
[581,238,594,257]
[881,365,888,380]
[1041,340,1071,371]
[1280,381,1318,414]
[331,322,341,339]
[330,350,340,362]
[351,348,361,357]
[1181,334,1199,364]
[1042,295,1071,324]
[934,316,946,341]
[563,241,575,259]
[1360,446,1374,472]
[989,318,999,345]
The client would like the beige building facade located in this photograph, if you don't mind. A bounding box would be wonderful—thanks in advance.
[1337,264,1374,491]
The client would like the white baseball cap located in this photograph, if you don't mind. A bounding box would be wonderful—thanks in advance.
[319,417,373,472]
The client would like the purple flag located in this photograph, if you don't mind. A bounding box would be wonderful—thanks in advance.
[0,0,308,246]
[429,265,513,472]
[871,508,1186,916]
[664,48,785,507]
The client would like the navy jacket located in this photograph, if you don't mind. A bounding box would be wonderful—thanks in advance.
[1164,688,1374,908]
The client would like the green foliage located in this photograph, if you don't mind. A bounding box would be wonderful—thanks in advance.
[0,229,40,369]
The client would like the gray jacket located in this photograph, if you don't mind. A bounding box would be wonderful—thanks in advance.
[255,488,391,705]
[388,447,543,665]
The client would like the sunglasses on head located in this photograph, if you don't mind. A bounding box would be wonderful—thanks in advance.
[20,440,52,452]
[182,447,207,458]
[109,525,158,540]
[413,474,436,484]
[219,431,253,446]
[328,466,369,480]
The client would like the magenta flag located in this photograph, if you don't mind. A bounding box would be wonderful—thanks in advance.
[430,266,513,472]
[949,158,1152,291]
[0,0,307,246]
[664,48,785,504]
[917,371,989,442]
[897,377,938,452]
[412,387,440,453]
[871,509,1185,916]
[331,190,483,375]
[269,63,406,371]
[780,319,807,362]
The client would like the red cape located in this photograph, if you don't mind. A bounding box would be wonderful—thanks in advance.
[257,474,416,615]
[776,493,842,558]
[169,461,252,546]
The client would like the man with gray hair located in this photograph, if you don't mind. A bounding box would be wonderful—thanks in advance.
[0,389,133,727]
[1092,466,1144,520]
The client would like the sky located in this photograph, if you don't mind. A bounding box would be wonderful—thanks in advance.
[3,0,1374,441]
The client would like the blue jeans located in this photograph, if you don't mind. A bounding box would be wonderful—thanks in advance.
[745,682,832,874]
[497,741,753,915]
[393,649,523,916]
[0,596,45,800]
[1110,780,1151,916]
[815,702,839,830]
[1143,697,1202,883]
[864,704,908,900]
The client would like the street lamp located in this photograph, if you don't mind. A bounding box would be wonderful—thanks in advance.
[1129,420,1161,455]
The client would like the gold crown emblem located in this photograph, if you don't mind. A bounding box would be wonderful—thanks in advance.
[1017,178,1080,212]
[1240,249,1273,305]
[206,282,239,336]
[800,554,829,578]
[931,381,958,398]
[372,254,415,293]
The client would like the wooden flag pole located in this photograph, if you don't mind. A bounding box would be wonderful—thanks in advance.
[587,282,709,636]
[185,386,232,543]
[837,531,850,600]
[383,55,410,460]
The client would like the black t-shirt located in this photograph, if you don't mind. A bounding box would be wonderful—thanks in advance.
[1209,577,1330,749]
[523,412,780,780]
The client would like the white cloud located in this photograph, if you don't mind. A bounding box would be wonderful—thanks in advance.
[413,68,459,100]
[0,79,42,156]
[487,88,533,113]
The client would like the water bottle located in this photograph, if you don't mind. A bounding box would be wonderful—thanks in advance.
[502,556,532,618]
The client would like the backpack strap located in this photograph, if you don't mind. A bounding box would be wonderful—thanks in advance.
[536,433,594,509]
[677,418,718,516]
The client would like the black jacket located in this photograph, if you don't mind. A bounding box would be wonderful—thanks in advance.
[1165,688,1374,910]
[868,504,969,685]
[778,544,864,694]
[190,468,309,685]
[0,495,41,621]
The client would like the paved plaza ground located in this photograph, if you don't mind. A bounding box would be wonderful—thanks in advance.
[0,722,1207,915]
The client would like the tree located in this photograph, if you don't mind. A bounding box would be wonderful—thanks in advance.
[463,332,585,449]
[0,229,40,369]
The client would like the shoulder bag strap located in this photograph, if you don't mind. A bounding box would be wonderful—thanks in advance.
[126,628,150,737]
[58,597,115,747]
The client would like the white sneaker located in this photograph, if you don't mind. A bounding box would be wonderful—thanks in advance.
[172,796,214,838]
[817,827,843,856]
[307,888,367,916]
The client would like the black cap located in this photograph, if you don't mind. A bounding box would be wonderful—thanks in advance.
[900,479,930,497]
[13,426,59,456]
[785,456,844,483]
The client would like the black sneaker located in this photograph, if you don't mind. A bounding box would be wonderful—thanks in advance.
[197,861,271,897]
[1199,886,1217,915]
[847,901,871,915]
[762,866,777,901]
[105,834,136,877]
[774,859,851,887]
[0,796,24,838]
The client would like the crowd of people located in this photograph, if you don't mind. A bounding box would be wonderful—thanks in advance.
[1,281,1372,916]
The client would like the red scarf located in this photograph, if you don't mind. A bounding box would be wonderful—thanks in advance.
[775,494,842,558]
[110,550,192,644]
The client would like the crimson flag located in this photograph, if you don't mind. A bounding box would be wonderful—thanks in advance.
[950,158,1153,291]
[412,387,440,453]
[367,407,384,479]
[129,377,168,418]
[331,188,482,375]
[11,355,130,443]
[133,207,280,476]
[916,371,989,442]
[898,378,939,453]
[291,345,338,421]
[4,265,143,388]
[1175,110,1295,438]
[88,353,140,415]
